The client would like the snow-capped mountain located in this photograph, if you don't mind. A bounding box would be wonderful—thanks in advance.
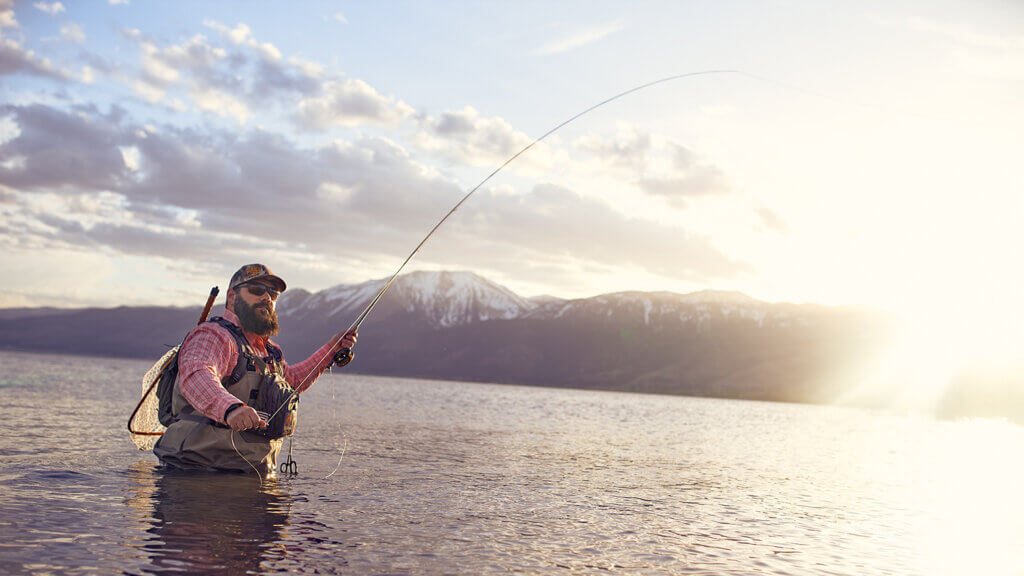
[279,270,819,331]
[525,290,807,328]
[279,270,534,328]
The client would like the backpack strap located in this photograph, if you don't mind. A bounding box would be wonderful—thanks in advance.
[209,316,259,386]
[265,341,283,363]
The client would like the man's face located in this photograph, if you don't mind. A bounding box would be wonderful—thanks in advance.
[232,282,280,337]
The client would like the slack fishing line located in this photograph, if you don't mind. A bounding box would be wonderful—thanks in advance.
[274,69,742,420]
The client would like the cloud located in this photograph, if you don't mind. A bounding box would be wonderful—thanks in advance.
[204,20,281,61]
[574,124,651,169]
[33,2,65,16]
[0,102,748,294]
[128,30,252,117]
[0,35,76,80]
[536,22,623,55]
[755,205,788,234]
[124,22,338,121]
[0,104,133,192]
[205,21,252,45]
[412,182,754,289]
[190,86,250,124]
[0,113,19,145]
[132,33,194,95]
[109,0,129,5]
[294,78,414,129]
[60,23,85,44]
[413,106,534,166]
[574,128,731,207]
[333,13,348,24]
[0,102,456,259]
[637,142,729,204]
[286,56,323,80]
[0,0,18,29]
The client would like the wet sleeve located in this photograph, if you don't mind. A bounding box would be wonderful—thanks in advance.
[177,324,241,424]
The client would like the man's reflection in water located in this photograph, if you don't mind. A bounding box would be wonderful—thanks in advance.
[144,469,291,575]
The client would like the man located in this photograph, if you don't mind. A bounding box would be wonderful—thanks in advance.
[153,263,356,474]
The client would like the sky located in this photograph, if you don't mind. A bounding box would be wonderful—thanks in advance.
[1,0,1021,332]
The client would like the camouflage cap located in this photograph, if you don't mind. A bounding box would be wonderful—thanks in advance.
[228,263,287,293]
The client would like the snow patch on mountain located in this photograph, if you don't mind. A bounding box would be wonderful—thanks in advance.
[281,270,818,330]
[391,270,534,326]
[281,270,534,327]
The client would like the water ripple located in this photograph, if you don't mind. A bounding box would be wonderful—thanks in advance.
[0,351,1023,575]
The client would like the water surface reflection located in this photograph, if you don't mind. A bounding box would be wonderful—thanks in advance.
[0,351,1022,575]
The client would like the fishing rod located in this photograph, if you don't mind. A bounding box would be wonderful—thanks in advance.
[267,70,741,425]
[329,69,739,367]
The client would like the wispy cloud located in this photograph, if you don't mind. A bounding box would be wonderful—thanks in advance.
[33,2,65,16]
[333,13,348,24]
[294,78,414,129]
[413,106,534,166]
[109,0,129,5]
[60,23,85,44]
[0,35,79,80]
[0,0,18,29]
[536,22,623,55]
[573,125,732,208]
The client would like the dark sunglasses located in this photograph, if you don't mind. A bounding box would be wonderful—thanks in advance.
[239,284,280,300]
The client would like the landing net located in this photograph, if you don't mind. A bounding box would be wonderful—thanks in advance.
[128,346,176,449]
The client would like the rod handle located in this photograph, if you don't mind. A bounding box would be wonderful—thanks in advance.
[198,286,220,325]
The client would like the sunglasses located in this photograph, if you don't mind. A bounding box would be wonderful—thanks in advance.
[240,284,280,300]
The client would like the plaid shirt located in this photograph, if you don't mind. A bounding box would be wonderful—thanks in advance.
[177,308,337,424]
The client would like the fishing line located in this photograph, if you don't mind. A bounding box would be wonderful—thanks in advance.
[322,364,350,480]
[231,430,264,488]
[272,69,740,411]
[261,70,742,473]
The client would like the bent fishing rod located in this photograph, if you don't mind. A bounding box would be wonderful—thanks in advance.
[332,69,738,363]
[274,69,740,415]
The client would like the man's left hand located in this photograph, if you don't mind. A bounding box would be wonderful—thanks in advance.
[335,328,357,351]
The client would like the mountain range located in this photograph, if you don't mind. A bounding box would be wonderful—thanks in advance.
[0,270,895,406]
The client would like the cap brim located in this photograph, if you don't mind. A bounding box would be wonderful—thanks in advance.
[251,275,287,292]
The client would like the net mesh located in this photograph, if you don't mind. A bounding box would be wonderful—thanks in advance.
[128,346,177,450]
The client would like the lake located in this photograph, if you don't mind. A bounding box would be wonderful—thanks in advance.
[0,349,1022,575]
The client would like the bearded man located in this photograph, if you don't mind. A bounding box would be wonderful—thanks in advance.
[153,264,356,474]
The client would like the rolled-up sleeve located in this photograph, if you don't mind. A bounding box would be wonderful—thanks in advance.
[177,324,241,424]
[280,338,338,394]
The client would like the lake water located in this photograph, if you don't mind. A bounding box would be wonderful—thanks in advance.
[0,350,1022,575]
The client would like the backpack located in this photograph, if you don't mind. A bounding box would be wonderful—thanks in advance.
[155,317,281,427]
[155,346,183,427]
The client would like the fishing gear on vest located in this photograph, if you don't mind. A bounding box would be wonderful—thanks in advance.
[151,311,301,474]
[153,316,298,437]
[129,285,301,478]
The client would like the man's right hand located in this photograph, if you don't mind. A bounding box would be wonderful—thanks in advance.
[226,405,267,431]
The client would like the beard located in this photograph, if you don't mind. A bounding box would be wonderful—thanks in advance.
[233,295,280,337]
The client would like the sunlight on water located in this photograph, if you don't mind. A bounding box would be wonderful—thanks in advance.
[0,350,1022,575]
[904,419,1024,576]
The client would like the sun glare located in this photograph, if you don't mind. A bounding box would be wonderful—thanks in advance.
[838,265,1024,417]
